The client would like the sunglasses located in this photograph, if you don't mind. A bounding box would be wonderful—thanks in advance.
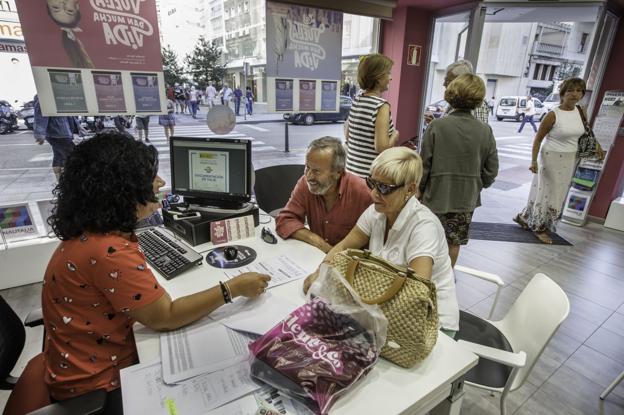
[366,177,404,196]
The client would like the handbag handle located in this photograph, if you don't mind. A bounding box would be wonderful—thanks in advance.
[344,255,407,305]
[576,105,590,129]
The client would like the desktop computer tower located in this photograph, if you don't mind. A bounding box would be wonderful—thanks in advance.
[162,204,260,246]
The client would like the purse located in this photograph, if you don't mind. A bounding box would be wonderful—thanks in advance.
[329,249,438,368]
[576,105,599,159]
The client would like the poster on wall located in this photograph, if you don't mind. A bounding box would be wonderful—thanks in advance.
[132,73,160,112]
[266,1,342,113]
[321,81,337,111]
[299,80,316,111]
[93,72,126,112]
[275,79,294,111]
[48,69,88,113]
[15,0,166,116]
[0,203,39,243]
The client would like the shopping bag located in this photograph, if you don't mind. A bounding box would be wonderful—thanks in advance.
[249,265,387,415]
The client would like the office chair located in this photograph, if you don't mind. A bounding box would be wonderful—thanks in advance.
[254,164,304,217]
[454,272,570,415]
[1,294,106,415]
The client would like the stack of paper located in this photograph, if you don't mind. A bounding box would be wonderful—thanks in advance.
[223,255,310,289]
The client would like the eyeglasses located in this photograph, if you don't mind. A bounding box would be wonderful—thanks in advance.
[365,177,404,196]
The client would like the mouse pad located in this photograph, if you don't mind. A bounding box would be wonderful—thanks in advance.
[206,245,257,268]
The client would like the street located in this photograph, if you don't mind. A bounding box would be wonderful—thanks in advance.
[0,113,539,205]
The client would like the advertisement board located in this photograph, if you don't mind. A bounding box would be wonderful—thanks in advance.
[16,0,166,116]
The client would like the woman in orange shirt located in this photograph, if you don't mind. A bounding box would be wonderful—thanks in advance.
[40,131,270,413]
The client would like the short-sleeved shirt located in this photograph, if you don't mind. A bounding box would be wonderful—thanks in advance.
[276,172,372,247]
[41,233,165,400]
[356,198,459,331]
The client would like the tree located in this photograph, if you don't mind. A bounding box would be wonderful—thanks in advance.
[161,45,185,87]
[184,36,227,87]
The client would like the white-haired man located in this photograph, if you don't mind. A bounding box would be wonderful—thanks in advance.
[276,137,372,253]
[425,59,490,124]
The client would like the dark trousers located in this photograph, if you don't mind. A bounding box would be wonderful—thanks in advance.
[235,98,241,115]
[518,114,537,133]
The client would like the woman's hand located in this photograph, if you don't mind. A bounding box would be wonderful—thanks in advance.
[596,146,606,161]
[228,272,271,299]
[529,161,538,174]
[303,269,319,295]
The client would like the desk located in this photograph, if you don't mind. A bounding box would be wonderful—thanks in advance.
[134,221,478,415]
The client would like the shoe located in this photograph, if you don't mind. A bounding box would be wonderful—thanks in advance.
[513,214,529,230]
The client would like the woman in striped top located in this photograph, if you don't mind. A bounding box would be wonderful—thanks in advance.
[345,53,399,178]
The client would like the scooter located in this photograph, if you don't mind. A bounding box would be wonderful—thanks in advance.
[17,100,35,130]
[0,100,18,134]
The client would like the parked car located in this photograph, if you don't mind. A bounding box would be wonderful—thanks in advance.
[283,95,352,125]
[495,96,547,122]
[542,93,560,113]
[425,99,450,118]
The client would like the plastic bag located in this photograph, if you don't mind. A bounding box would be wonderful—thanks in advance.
[249,264,388,414]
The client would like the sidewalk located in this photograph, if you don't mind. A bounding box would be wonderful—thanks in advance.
[198,101,285,124]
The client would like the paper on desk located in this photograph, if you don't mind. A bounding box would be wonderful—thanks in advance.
[223,255,310,289]
[209,292,298,335]
[120,359,260,415]
[160,318,254,384]
[206,395,258,414]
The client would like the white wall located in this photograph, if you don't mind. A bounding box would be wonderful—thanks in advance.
[1,53,36,105]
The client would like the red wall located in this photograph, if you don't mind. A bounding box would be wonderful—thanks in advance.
[588,17,624,219]
[381,7,434,144]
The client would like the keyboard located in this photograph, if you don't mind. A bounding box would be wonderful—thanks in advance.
[137,228,203,280]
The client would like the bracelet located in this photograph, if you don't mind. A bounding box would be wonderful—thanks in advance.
[219,281,232,303]
[224,281,233,301]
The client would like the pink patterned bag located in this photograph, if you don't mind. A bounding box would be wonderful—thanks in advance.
[249,266,387,414]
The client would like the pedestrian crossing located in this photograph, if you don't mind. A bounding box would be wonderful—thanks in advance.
[496,142,533,161]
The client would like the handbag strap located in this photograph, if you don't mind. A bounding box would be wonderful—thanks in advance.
[576,105,590,129]
[345,256,407,305]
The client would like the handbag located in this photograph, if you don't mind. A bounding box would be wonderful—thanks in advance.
[329,249,438,368]
[576,105,599,159]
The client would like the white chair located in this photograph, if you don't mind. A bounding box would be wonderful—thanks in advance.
[454,269,570,415]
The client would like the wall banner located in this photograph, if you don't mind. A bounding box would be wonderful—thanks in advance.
[266,1,342,113]
[15,0,166,116]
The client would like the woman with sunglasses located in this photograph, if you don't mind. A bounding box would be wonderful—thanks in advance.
[419,74,498,267]
[304,147,459,338]
[25,132,270,414]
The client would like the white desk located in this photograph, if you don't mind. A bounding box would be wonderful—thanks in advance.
[134,221,478,415]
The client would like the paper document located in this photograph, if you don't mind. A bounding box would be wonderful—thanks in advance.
[121,359,260,415]
[160,318,254,384]
[209,292,298,335]
[224,255,310,289]
[206,395,258,414]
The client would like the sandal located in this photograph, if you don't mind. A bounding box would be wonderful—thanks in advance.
[534,231,553,244]
[513,214,529,230]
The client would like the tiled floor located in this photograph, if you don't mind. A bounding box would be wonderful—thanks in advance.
[1,177,624,414]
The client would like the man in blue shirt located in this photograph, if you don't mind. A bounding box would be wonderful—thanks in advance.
[233,86,243,115]
[34,96,82,180]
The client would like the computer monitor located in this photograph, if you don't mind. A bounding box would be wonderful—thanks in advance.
[170,136,252,209]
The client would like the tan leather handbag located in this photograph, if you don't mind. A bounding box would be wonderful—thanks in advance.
[329,249,438,368]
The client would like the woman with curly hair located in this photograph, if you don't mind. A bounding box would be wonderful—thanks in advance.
[38,132,270,413]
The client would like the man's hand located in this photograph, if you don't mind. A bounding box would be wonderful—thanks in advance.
[35,137,45,145]
[424,112,434,124]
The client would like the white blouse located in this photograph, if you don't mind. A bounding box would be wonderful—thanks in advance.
[356,198,459,331]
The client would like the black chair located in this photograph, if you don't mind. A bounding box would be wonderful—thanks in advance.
[254,164,304,217]
[1,294,106,415]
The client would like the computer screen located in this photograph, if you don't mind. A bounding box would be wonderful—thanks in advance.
[170,136,252,207]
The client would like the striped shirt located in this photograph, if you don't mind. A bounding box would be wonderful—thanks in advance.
[345,94,395,178]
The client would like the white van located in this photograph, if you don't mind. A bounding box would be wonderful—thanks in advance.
[495,96,547,122]
[542,93,560,112]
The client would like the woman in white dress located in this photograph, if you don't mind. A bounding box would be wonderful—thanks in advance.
[514,78,604,243]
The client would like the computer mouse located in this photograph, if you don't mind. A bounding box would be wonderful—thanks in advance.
[224,246,239,261]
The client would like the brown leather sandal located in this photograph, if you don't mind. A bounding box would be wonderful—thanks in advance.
[513,214,529,230]
[534,231,553,244]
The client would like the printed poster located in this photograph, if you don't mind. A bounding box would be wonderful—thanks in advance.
[189,150,229,193]
[266,1,342,112]
[15,0,165,116]
[275,79,293,111]
[299,80,315,111]
[132,73,160,112]
[93,72,125,112]
[321,81,337,111]
[0,204,39,243]
[48,69,88,113]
